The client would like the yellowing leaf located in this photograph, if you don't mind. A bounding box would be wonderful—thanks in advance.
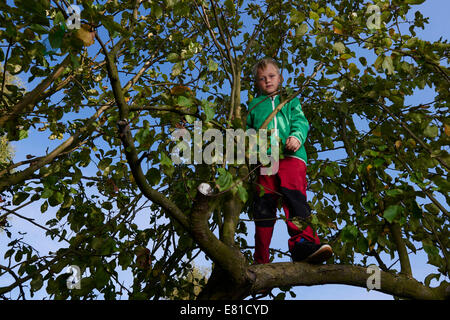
[171,85,192,96]
[333,42,346,54]
[382,56,395,75]
[296,24,308,37]
[389,28,395,37]
[444,124,450,136]
[423,124,438,138]
[76,24,95,46]
[333,26,343,35]
[395,140,402,149]
[208,59,219,72]
[171,62,183,77]
[309,11,320,21]
[366,164,373,173]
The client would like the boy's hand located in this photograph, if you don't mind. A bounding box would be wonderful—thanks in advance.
[285,137,301,152]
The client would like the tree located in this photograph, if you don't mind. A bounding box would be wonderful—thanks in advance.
[0,0,448,300]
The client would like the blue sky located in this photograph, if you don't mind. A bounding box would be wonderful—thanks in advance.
[1,0,449,300]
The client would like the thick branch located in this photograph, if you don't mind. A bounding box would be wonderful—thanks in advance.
[248,262,449,300]
[191,184,248,284]
[0,103,110,193]
[388,223,412,277]
[0,54,71,128]
[116,119,189,229]
[97,26,190,230]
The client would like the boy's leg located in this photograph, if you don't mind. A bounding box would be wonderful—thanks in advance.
[277,157,320,253]
[253,172,279,264]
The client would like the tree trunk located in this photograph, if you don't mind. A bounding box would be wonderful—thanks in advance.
[197,265,251,300]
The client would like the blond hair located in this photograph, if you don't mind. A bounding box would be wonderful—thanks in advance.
[252,58,281,79]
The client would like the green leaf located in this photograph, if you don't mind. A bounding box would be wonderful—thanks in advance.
[41,187,53,199]
[101,201,113,210]
[340,53,352,60]
[408,112,425,123]
[341,225,358,241]
[216,168,233,191]
[208,59,218,72]
[19,129,28,140]
[201,100,215,122]
[296,24,308,37]
[48,191,64,207]
[172,62,183,77]
[359,57,367,66]
[48,26,65,49]
[405,0,425,4]
[323,165,334,177]
[151,5,163,18]
[167,53,179,63]
[146,167,161,186]
[98,158,112,171]
[333,42,346,54]
[373,158,385,168]
[423,244,439,257]
[118,251,133,270]
[160,152,173,168]
[374,55,384,70]
[290,10,306,24]
[185,115,195,124]
[30,274,43,292]
[224,0,235,14]
[94,266,110,288]
[177,95,193,108]
[356,236,368,253]
[165,0,177,8]
[385,189,403,197]
[383,205,402,223]
[40,201,48,213]
[423,125,438,138]
[309,11,320,21]
[236,184,248,204]
[54,12,66,26]
[30,24,48,34]
[424,203,439,215]
[382,56,394,75]
[72,167,82,184]
[92,238,104,251]
[13,192,29,205]
[325,6,335,18]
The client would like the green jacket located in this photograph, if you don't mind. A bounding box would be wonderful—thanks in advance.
[246,94,309,164]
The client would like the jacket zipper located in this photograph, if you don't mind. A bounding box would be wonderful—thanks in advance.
[271,96,278,135]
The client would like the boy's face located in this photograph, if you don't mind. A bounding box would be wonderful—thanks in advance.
[256,64,281,95]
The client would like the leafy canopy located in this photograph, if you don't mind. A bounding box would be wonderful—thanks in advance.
[0,0,448,300]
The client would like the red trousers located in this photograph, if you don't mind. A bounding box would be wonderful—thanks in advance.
[253,157,320,264]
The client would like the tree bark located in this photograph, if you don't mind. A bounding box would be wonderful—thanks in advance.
[196,260,449,300]
[246,262,449,300]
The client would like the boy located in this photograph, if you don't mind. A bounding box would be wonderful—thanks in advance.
[246,58,332,264]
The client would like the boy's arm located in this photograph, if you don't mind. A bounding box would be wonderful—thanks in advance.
[288,98,309,146]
